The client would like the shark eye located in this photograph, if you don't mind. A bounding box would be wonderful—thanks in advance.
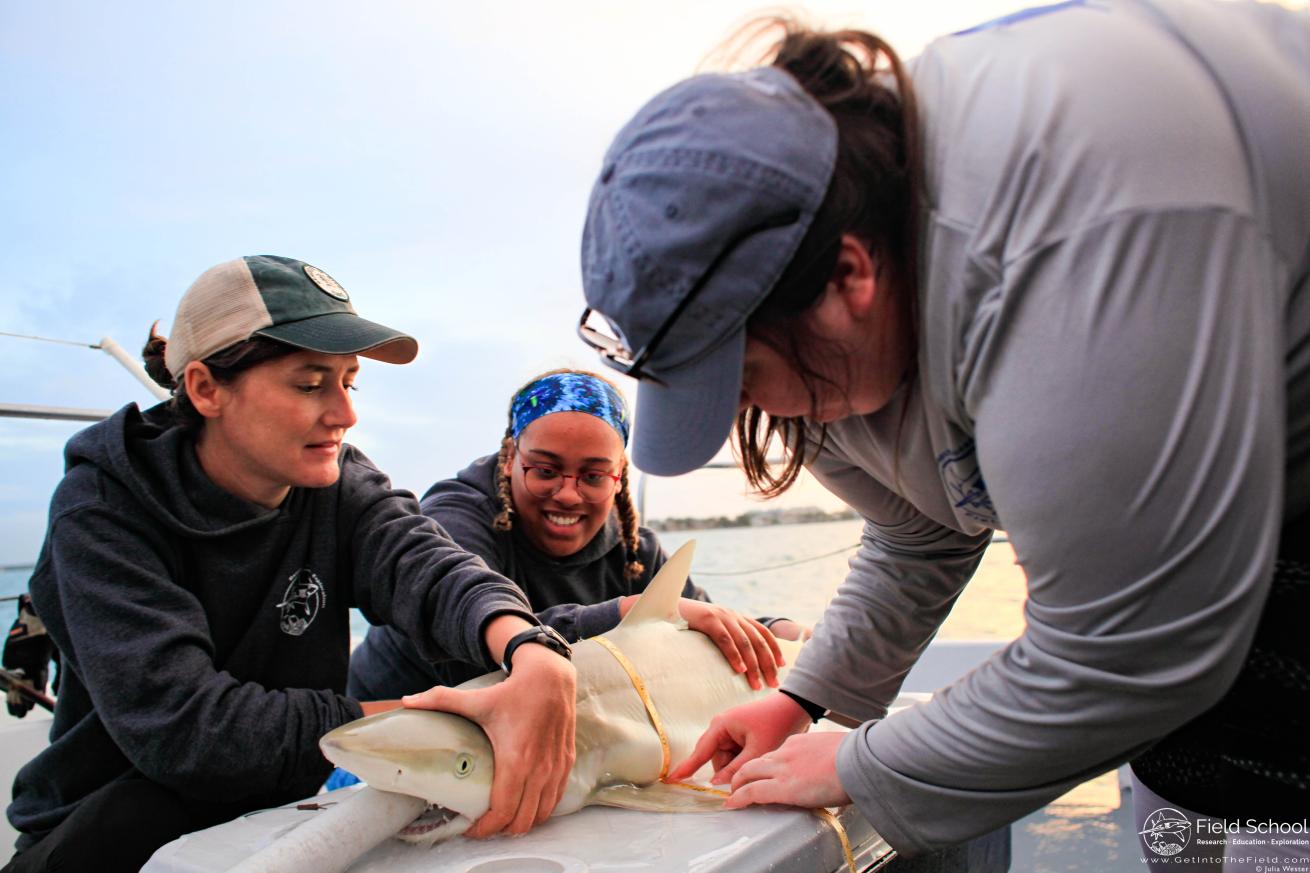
[454,753,475,779]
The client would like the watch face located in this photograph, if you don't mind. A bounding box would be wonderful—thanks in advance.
[502,625,572,674]
[538,626,572,656]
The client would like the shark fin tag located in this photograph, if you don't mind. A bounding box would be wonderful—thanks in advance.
[617,540,695,628]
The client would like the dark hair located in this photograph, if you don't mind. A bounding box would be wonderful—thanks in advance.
[492,368,645,581]
[726,19,922,497]
[142,324,300,431]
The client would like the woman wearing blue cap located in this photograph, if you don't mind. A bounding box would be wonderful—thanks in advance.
[3,257,575,872]
[578,3,1309,867]
[348,368,802,704]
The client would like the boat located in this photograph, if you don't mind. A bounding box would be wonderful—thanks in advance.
[1,649,1034,871]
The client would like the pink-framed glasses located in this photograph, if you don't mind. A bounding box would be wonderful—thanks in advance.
[519,464,621,502]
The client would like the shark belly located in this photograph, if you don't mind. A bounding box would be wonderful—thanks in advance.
[561,621,800,814]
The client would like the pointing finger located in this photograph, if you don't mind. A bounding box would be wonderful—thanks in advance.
[669,723,735,781]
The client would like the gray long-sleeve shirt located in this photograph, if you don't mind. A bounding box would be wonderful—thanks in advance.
[779,0,1310,855]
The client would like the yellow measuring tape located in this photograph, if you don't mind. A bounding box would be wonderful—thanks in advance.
[592,635,672,778]
[814,807,859,873]
[591,635,858,873]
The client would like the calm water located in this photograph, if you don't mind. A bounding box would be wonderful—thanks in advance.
[0,519,1028,645]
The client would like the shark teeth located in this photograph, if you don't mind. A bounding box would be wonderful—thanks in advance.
[396,804,468,846]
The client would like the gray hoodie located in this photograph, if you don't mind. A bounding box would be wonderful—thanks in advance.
[7,404,534,849]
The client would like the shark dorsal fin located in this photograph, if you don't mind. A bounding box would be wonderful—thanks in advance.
[618,540,695,627]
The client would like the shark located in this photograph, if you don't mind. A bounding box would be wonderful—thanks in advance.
[226,540,802,873]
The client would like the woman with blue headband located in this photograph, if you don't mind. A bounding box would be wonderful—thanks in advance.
[349,369,802,700]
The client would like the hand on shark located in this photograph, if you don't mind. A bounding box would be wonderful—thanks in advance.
[617,594,786,690]
[668,691,813,784]
[724,732,852,810]
[676,600,784,691]
[670,693,850,810]
[402,643,576,837]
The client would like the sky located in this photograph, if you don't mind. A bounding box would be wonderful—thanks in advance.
[0,0,1153,564]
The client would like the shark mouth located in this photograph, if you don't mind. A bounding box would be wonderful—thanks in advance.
[395,803,471,845]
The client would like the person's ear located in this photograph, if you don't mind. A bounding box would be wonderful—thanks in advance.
[184,362,226,420]
[501,441,517,479]
[807,234,879,339]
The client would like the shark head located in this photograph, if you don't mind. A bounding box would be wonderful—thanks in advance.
[320,708,494,843]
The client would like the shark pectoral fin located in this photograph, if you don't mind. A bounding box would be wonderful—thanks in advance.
[591,780,728,814]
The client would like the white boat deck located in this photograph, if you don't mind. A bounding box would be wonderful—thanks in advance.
[1,686,1149,871]
[144,787,894,873]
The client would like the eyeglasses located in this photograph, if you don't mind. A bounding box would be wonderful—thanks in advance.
[519,464,622,503]
[577,209,801,386]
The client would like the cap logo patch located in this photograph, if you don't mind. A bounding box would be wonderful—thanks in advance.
[304,264,350,302]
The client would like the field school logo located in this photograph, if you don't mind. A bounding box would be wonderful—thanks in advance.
[276,569,325,637]
[1140,807,1194,857]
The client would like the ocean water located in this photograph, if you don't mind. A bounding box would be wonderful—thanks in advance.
[0,519,1027,646]
[0,570,31,608]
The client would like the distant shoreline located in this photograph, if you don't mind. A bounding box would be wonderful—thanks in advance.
[647,507,859,532]
[1,512,868,573]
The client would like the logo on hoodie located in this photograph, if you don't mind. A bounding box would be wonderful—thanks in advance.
[276,569,325,637]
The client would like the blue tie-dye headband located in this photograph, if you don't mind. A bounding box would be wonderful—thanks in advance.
[510,373,630,446]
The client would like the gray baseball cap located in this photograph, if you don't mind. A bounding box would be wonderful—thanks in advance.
[165,255,418,378]
[579,66,836,476]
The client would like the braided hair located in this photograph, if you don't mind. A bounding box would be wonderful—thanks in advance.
[493,368,645,581]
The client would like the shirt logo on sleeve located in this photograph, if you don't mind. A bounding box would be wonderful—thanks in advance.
[937,438,999,527]
[276,569,325,637]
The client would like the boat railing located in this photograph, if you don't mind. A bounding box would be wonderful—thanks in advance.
[0,332,167,422]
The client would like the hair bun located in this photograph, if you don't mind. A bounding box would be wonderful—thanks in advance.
[141,322,177,391]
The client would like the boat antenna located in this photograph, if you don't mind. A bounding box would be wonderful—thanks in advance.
[2,331,169,403]
[1,331,169,421]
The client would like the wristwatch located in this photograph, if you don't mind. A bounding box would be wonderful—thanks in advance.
[500,625,573,674]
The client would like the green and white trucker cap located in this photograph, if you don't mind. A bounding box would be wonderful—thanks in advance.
[163,255,418,379]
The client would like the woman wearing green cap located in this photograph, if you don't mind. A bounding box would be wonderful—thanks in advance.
[3,256,575,873]
[579,2,1309,866]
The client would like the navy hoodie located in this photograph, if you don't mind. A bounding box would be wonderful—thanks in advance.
[348,454,712,698]
[7,405,534,849]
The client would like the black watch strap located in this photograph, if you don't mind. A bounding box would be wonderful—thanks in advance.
[500,625,572,674]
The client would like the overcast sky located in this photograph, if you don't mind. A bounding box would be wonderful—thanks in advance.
[0,0,1163,563]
